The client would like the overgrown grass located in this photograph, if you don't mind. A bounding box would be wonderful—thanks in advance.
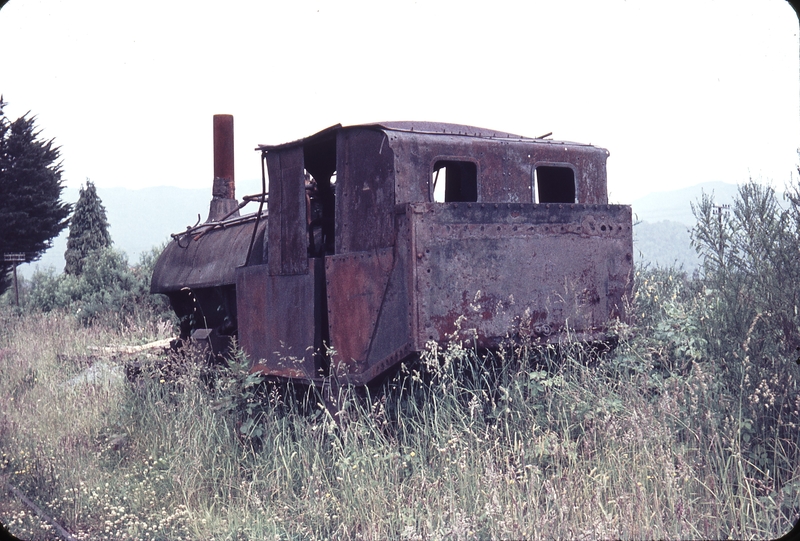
[1,268,799,539]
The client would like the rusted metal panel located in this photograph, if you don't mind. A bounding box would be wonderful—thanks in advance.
[151,217,267,293]
[325,234,416,385]
[325,247,394,377]
[236,261,318,379]
[255,122,522,154]
[529,144,609,204]
[365,223,413,364]
[408,202,632,348]
[267,147,307,275]
[257,123,342,152]
[388,130,608,206]
[335,129,397,254]
[236,263,269,364]
[391,135,532,204]
[359,218,415,383]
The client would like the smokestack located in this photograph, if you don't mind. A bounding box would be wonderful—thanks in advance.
[208,114,239,221]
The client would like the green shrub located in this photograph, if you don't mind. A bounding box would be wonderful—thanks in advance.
[691,179,800,489]
[24,245,172,328]
[692,181,800,358]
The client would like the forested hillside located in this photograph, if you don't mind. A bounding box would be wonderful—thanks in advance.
[631,181,743,272]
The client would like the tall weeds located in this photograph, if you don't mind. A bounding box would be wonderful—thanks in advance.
[1,276,797,540]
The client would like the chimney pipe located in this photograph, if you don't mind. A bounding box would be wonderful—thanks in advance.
[208,114,239,221]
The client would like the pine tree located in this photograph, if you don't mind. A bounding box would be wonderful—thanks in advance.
[64,180,112,275]
[0,96,72,295]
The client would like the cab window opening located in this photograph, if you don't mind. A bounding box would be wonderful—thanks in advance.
[534,165,576,203]
[432,160,478,202]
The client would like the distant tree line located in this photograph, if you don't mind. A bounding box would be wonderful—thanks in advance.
[0,97,169,325]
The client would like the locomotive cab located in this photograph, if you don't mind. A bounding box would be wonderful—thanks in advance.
[152,119,633,384]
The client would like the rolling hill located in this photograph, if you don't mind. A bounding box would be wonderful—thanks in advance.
[18,180,750,278]
[18,178,266,277]
[629,181,741,273]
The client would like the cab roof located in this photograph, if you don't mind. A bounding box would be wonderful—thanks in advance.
[256,121,592,152]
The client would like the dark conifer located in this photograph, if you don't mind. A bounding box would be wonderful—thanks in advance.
[0,96,72,294]
[64,180,112,275]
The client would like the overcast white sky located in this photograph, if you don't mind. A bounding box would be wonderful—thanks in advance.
[1,0,798,203]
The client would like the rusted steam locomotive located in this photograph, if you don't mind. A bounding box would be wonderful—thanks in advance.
[151,116,633,384]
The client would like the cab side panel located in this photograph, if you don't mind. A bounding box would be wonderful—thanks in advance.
[236,261,319,379]
[267,147,307,275]
[410,203,632,347]
[335,129,396,253]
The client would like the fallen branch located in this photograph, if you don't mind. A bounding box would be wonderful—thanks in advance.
[89,337,173,355]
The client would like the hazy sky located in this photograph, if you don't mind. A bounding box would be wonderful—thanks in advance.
[1,0,798,203]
